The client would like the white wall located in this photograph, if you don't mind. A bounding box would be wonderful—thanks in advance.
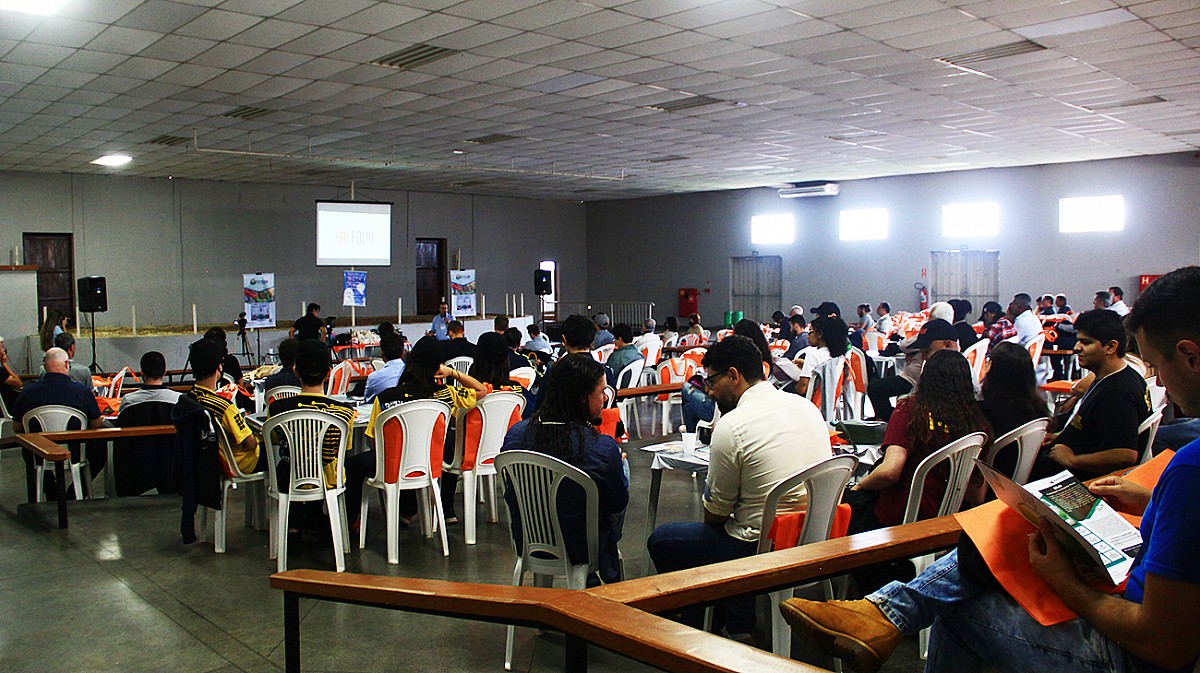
[586,152,1200,324]
[0,172,587,332]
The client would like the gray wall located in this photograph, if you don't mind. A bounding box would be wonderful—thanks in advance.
[0,172,587,331]
[586,152,1200,324]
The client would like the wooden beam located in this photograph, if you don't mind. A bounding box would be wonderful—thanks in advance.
[15,433,70,462]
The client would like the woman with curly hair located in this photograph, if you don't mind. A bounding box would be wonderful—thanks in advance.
[846,349,990,533]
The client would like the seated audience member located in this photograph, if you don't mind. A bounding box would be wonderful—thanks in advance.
[1109,285,1130,316]
[648,335,831,641]
[376,322,396,339]
[851,303,876,332]
[0,335,22,413]
[812,302,841,319]
[204,326,244,384]
[267,340,356,512]
[1033,309,1150,480]
[979,300,1016,354]
[633,319,661,351]
[501,353,629,586]
[1054,293,1072,314]
[364,334,405,402]
[263,338,302,391]
[39,332,92,389]
[660,316,679,345]
[524,324,552,354]
[848,349,988,533]
[503,327,532,370]
[591,314,614,349]
[978,342,1049,476]
[493,315,509,334]
[770,311,788,338]
[680,323,706,346]
[1008,293,1042,346]
[429,301,452,341]
[788,305,805,317]
[442,320,476,360]
[187,338,259,474]
[794,316,849,397]
[928,301,953,323]
[347,336,488,527]
[682,320,771,431]
[606,323,644,382]
[471,333,528,395]
[875,302,893,336]
[1037,293,1056,315]
[1093,289,1114,311]
[949,299,979,350]
[291,303,325,342]
[782,314,810,359]
[867,318,959,421]
[112,350,182,496]
[781,265,1200,673]
[15,347,105,499]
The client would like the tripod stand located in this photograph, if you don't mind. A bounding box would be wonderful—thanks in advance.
[236,327,254,368]
[86,311,103,375]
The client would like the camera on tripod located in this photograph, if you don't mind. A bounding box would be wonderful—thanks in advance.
[233,312,249,337]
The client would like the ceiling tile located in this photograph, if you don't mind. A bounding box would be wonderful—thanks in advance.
[116,1,210,32]
[25,17,110,48]
[176,9,264,41]
[85,25,165,55]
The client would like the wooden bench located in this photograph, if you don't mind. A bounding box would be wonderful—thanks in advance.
[271,517,961,673]
[3,425,177,529]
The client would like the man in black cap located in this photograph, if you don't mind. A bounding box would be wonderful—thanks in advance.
[812,302,841,319]
[866,319,959,421]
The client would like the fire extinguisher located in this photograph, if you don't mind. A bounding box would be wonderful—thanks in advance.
[915,282,928,310]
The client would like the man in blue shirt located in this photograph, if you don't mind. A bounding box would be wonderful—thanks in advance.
[429,301,452,341]
[15,347,105,500]
[781,265,1200,673]
[364,334,405,402]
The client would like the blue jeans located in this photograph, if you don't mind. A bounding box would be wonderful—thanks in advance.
[867,551,1138,673]
[680,382,715,432]
[647,521,758,633]
[1154,417,1200,453]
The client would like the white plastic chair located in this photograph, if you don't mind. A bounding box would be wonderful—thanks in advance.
[909,431,988,657]
[263,409,352,572]
[370,358,385,372]
[614,358,646,440]
[638,340,663,385]
[445,356,474,387]
[106,366,132,398]
[846,347,870,419]
[200,413,268,554]
[980,418,1049,485]
[495,450,600,671]
[1124,354,1148,377]
[591,343,615,364]
[1026,333,1048,383]
[24,405,90,502]
[1147,381,1168,411]
[806,356,851,422]
[452,392,526,544]
[325,361,354,396]
[750,455,858,657]
[769,339,790,358]
[508,366,536,390]
[358,399,452,563]
[1138,406,1165,465]
[655,358,695,436]
[678,333,703,348]
[264,385,301,407]
[962,338,989,384]
[862,330,887,352]
[0,392,14,440]
[715,328,733,342]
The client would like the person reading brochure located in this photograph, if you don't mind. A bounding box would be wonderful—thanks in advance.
[778,266,1200,673]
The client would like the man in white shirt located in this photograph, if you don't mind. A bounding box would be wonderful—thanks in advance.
[1109,285,1131,316]
[632,318,661,352]
[875,302,893,336]
[364,334,405,402]
[647,335,832,642]
[1007,292,1042,346]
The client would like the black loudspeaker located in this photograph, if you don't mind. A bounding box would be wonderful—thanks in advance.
[534,269,552,296]
[78,276,108,313]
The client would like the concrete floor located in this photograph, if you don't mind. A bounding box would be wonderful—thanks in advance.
[0,401,924,673]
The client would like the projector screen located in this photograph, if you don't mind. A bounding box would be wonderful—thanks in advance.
[316,201,392,266]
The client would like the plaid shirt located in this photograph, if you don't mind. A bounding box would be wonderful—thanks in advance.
[982,316,1017,352]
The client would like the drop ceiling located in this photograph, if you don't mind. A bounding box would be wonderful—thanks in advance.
[1,0,1198,201]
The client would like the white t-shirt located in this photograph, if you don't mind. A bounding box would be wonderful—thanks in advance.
[797,345,832,380]
[704,381,833,542]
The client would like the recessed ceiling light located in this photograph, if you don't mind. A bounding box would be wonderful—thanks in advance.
[0,0,67,15]
[91,154,132,167]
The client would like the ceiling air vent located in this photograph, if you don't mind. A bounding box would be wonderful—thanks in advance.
[646,95,723,112]
[371,44,460,70]
[1084,96,1166,111]
[148,134,190,146]
[936,40,1046,66]
[463,133,518,145]
[223,106,277,121]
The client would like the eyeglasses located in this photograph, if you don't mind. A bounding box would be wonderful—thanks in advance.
[702,370,730,391]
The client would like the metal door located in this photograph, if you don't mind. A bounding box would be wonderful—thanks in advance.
[929,250,1000,309]
[729,256,782,324]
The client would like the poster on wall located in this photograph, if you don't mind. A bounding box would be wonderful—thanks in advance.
[451,269,477,317]
[243,273,276,328]
[343,270,367,308]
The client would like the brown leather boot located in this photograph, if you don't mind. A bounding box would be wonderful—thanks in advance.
[778,598,901,673]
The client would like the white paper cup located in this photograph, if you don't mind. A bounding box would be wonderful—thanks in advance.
[681,432,698,454]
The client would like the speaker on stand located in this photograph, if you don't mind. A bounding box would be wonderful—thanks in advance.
[534,269,553,328]
[77,276,108,374]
